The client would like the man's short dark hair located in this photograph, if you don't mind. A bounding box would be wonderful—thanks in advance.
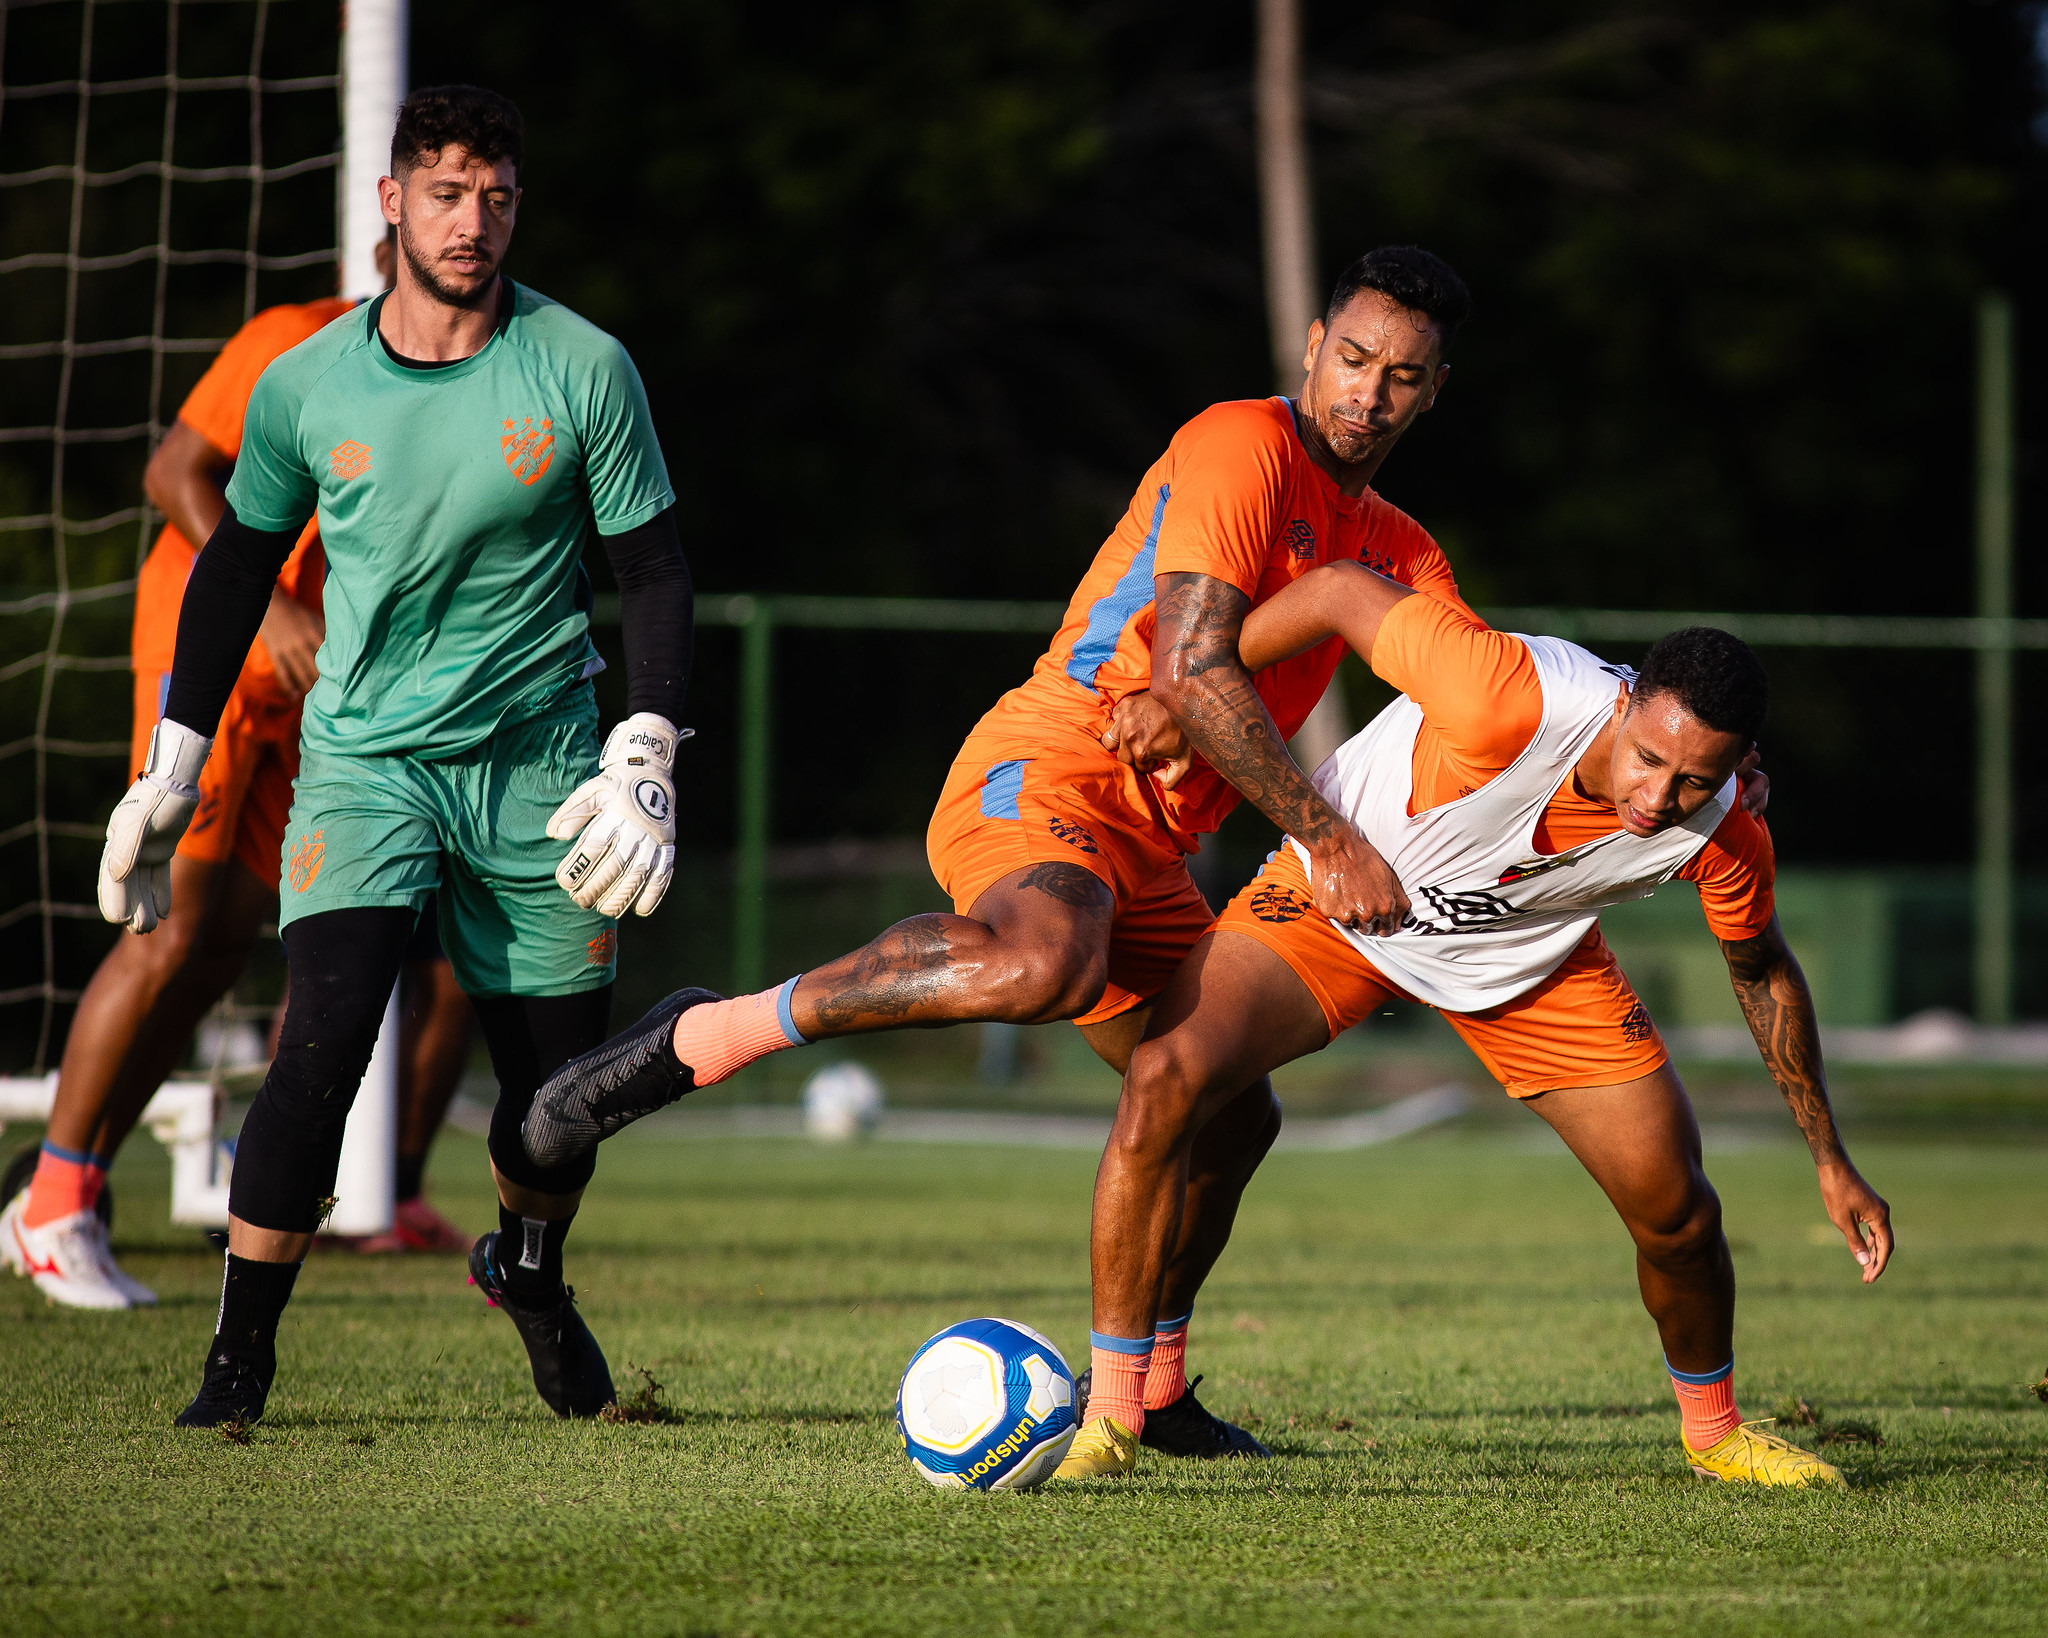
[391,85,524,180]
[1325,246,1472,352]
[1632,627,1768,745]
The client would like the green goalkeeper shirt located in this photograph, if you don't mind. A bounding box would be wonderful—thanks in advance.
[225,280,674,759]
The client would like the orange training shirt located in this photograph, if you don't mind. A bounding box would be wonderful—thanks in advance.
[1367,593,1775,940]
[131,298,353,681]
[974,396,1468,841]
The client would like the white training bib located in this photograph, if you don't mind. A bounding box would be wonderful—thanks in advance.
[1290,634,1736,1012]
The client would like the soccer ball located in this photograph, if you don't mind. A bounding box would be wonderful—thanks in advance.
[896,1318,1078,1491]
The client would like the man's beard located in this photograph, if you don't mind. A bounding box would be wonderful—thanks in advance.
[398,214,497,309]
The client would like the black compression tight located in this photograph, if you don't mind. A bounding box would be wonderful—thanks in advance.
[228,906,611,1233]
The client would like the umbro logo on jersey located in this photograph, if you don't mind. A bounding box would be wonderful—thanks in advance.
[1047,815,1099,854]
[1281,519,1317,560]
[329,440,372,480]
[502,416,555,486]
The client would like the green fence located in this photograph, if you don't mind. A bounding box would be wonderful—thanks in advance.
[593,588,2035,1017]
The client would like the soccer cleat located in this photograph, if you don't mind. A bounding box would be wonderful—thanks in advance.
[356,1196,471,1255]
[521,988,720,1168]
[174,1350,272,1428]
[1050,1416,1139,1479]
[1,1196,154,1309]
[1684,1420,1846,1488]
[468,1232,616,1418]
[1072,1368,1269,1459]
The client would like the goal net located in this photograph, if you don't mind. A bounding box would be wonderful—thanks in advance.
[0,0,341,1073]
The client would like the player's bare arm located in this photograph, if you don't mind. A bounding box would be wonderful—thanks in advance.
[145,421,323,697]
[1151,570,1408,934]
[1719,916,1893,1282]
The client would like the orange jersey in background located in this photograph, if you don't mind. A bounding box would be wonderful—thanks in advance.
[1364,593,1775,940]
[973,397,1468,843]
[130,297,352,685]
[128,296,352,890]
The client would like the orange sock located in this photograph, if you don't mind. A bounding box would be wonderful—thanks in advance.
[1088,1333,1151,1436]
[1669,1358,1741,1451]
[22,1142,107,1229]
[670,977,806,1087]
[1143,1312,1190,1409]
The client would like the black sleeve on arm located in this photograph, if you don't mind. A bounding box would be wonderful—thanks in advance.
[601,505,693,723]
[161,503,299,738]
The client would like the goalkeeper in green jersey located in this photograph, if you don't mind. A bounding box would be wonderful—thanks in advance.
[97,85,695,1428]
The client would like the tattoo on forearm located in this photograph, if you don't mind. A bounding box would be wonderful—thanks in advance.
[1721,919,1845,1163]
[1153,572,1344,845]
[1017,862,1114,914]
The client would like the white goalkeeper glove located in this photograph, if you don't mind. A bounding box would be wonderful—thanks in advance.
[97,717,212,933]
[548,712,689,918]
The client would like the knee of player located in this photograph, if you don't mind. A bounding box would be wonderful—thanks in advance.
[987,940,1107,1025]
[1116,1040,1210,1144]
[1634,1172,1723,1262]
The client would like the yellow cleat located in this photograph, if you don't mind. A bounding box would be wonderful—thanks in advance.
[1052,1415,1139,1480]
[1684,1420,1846,1488]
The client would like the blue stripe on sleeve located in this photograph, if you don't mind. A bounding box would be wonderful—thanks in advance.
[1064,483,1170,690]
[978,760,1028,820]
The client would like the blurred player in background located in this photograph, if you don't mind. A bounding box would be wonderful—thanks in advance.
[99,85,693,1429]
[1,230,475,1312]
[1062,562,1889,1483]
[525,248,1475,1460]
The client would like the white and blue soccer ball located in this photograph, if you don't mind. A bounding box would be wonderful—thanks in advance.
[896,1318,1077,1491]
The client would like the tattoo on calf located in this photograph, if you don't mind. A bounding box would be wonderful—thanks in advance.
[808,916,958,1030]
[1017,862,1113,913]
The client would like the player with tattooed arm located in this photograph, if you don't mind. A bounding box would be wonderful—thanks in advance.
[1065,561,1891,1483]
[523,248,1481,1459]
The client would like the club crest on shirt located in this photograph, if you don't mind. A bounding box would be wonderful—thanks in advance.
[1359,545,1399,577]
[1047,815,1099,854]
[1281,519,1317,560]
[328,440,372,480]
[502,416,555,486]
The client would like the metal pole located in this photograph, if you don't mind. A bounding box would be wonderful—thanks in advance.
[340,0,407,299]
[734,598,773,993]
[325,0,408,1235]
[1255,0,1317,386]
[1256,0,1351,768]
[1975,292,2016,1025]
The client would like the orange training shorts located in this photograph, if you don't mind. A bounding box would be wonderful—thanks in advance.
[1214,845,1668,1096]
[131,670,303,891]
[926,731,1216,1028]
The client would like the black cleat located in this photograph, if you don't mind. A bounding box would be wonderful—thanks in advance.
[174,1350,272,1429]
[522,988,721,1168]
[468,1233,617,1418]
[1072,1368,1271,1458]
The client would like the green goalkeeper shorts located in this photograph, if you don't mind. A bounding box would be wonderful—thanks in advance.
[276,690,617,996]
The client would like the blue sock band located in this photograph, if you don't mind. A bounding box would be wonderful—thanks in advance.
[1665,1356,1734,1386]
[1089,1330,1154,1356]
[775,975,807,1046]
[1154,1311,1192,1337]
[39,1139,95,1167]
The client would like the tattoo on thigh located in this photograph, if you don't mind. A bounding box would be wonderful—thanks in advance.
[1017,862,1113,913]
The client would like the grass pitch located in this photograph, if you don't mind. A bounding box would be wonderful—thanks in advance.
[2,1121,2044,1637]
